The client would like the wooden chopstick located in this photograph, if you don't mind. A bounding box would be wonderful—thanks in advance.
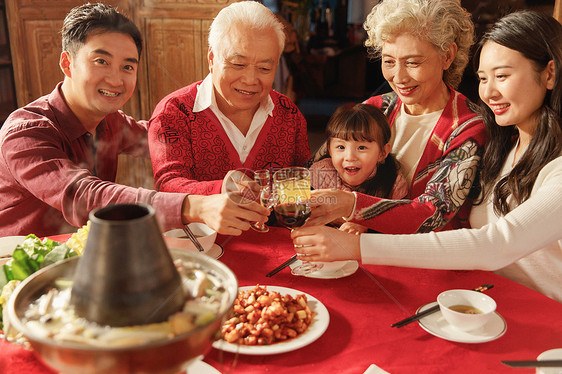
[266,254,298,277]
[391,284,494,328]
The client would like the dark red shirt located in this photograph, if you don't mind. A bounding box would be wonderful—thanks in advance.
[0,83,186,236]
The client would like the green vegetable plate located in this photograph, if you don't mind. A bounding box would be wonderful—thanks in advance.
[1,234,78,330]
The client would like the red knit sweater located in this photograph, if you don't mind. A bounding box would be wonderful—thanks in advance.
[148,82,311,195]
[357,89,486,233]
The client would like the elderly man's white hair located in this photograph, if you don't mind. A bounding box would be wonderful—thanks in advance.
[208,1,285,57]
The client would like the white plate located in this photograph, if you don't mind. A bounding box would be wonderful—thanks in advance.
[537,348,562,374]
[0,236,27,257]
[212,286,329,355]
[290,259,359,279]
[417,302,507,343]
[183,359,221,374]
[170,243,223,260]
[206,243,223,260]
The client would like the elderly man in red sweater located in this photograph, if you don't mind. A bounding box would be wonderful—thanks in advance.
[148,2,311,195]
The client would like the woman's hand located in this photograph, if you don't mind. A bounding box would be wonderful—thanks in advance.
[305,189,356,226]
[291,226,361,262]
[182,193,269,236]
[339,222,368,235]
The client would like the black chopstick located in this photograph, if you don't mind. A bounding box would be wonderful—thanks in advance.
[391,284,494,328]
[266,254,297,277]
[183,225,205,252]
[502,360,562,368]
[391,304,440,328]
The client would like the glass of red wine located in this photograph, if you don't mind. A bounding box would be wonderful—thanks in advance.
[272,167,311,228]
[272,168,322,275]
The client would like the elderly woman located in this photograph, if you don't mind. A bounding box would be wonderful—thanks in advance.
[293,10,562,302]
[148,2,310,195]
[307,0,485,234]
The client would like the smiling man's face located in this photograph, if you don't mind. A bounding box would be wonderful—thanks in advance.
[60,31,139,130]
[208,23,280,119]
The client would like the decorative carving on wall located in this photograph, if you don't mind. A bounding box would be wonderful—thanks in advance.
[144,18,209,111]
[29,21,64,100]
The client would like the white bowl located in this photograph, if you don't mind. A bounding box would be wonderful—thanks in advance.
[437,289,496,332]
[536,348,562,374]
[162,223,217,253]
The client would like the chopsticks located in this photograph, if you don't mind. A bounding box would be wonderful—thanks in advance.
[501,360,562,368]
[266,254,297,277]
[183,224,205,252]
[391,284,494,328]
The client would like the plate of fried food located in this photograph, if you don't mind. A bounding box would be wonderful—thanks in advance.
[212,285,329,355]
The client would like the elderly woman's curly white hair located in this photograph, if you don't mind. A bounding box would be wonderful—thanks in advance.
[364,0,474,89]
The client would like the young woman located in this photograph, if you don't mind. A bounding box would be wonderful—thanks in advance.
[292,11,562,303]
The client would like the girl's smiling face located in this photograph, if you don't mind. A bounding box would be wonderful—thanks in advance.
[328,138,390,187]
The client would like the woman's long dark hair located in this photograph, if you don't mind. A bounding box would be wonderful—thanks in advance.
[317,103,400,198]
[473,11,562,215]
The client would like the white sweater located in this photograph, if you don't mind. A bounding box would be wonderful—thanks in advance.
[361,153,562,303]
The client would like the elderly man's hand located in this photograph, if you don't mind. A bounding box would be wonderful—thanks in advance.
[305,189,356,226]
[182,193,269,236]
[290,226,361,262]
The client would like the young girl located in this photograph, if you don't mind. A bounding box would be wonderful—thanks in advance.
[293,11,562,302]
[309,103,408,232]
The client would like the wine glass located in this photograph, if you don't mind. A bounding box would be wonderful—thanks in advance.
[272,167,311,228]
[272,167,322,275]
[250,169,275,232]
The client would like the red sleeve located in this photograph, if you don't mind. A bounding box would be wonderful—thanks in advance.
[1,118,186,232]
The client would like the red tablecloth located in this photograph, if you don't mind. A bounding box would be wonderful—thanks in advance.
[2,227,562,373]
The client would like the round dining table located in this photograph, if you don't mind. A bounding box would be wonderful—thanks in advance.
[1,226,561,373]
